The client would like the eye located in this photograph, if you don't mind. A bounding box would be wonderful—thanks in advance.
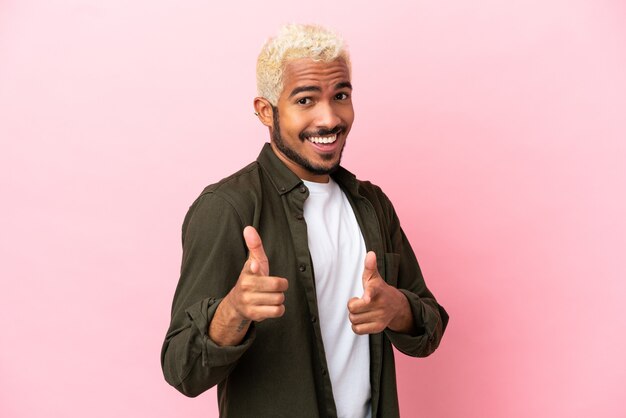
[334,92,349,100]
[297,97,312,105]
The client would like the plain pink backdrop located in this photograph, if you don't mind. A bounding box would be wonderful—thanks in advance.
[1,1,625,417]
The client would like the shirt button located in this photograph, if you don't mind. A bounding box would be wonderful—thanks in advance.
[310,315,317,323]
[321,368,327,376]
[296,214,304,220]
[299,186,307,193]
[299,264,306,272]
[279,186,286,192]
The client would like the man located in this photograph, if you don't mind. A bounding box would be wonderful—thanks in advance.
[161,24,448,418]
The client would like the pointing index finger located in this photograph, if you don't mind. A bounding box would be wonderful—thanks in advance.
[244,226,268,262]
[362,251,378,286]
[243,226,270,276]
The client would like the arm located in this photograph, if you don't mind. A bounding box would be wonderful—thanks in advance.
[161,194,288,397]
[383,199,449,357]
[160,194,250,397]
[347,188,448,357]
[383,226,449,357]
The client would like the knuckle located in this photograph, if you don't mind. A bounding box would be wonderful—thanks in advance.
[274,278,288,291]
[273,305,286,317]
[239,279,253,292]
[240,293,252,305]
[347,299,358,311]
[243,260,255,274]
[276,293,285,304]
[242,307,254,320]
[267,279,280,292]
[248,308,265,322]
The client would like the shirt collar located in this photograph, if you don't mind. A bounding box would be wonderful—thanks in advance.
[256,142,361,197]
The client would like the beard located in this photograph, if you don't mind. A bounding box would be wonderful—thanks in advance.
[271,106,345,176]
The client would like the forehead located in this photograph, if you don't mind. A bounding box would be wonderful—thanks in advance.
[281,58,350,93]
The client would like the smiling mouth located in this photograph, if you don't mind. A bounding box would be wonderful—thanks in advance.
[306,134,337,144]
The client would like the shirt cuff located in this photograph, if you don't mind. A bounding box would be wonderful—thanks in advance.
[185,297,256,368]
[384,289,439,355]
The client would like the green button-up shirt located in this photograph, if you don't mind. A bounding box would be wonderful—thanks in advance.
[161,143,448,417]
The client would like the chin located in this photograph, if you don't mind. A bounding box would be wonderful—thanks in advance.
[308,160,341,175]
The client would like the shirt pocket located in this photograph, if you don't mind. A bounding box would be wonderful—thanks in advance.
[383,252,401,287]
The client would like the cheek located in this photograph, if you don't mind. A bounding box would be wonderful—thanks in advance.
[339,104,355,122]
[282,113,309,135]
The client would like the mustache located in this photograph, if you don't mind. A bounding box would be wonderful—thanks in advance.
[299,125,345,141]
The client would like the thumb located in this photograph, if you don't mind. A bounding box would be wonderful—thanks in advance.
[243,226,268,272]
[362,251,379,303]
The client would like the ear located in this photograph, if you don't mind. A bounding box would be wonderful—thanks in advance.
[253,97,275,128]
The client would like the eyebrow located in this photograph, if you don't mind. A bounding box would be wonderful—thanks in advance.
[288,86,321,98]
[335,81,353,90]
[288,81,353,98]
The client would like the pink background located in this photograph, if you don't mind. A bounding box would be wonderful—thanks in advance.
[1,0,625,417]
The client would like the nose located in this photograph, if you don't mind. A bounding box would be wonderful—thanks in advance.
[314,101,342,130]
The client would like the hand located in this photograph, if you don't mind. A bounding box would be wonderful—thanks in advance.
[209,226,288,346]
[224,226,289,322]
[347,251,413,335]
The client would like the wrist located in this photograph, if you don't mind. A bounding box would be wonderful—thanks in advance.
[387,289,415,333]
[208,294,251,347]
[219,293,249,325]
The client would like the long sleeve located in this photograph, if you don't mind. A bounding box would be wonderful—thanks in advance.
[377,190,449,357]
[161,192,255,397]
[383,225,448,357]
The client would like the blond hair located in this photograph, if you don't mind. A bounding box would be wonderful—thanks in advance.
[256,24,351,105]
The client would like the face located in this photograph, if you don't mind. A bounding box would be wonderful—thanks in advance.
[269,58,354,182]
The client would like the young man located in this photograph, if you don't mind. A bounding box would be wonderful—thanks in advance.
[161,24,448,418]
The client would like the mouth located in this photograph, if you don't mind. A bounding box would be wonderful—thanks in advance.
[306,134,338,145]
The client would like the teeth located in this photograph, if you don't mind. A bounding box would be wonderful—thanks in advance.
[308,135,337,144]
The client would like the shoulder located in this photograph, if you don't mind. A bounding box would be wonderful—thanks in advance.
[199,161,262,201]
[334,166,396,217]
[356,178,387,202]
[184,161,265,231]
[335,166,397,225]
[334,166,389,203]
[356,174,393,213]
[358,179,396,223]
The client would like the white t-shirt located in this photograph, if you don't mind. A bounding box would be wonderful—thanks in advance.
[302,179,371,418]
